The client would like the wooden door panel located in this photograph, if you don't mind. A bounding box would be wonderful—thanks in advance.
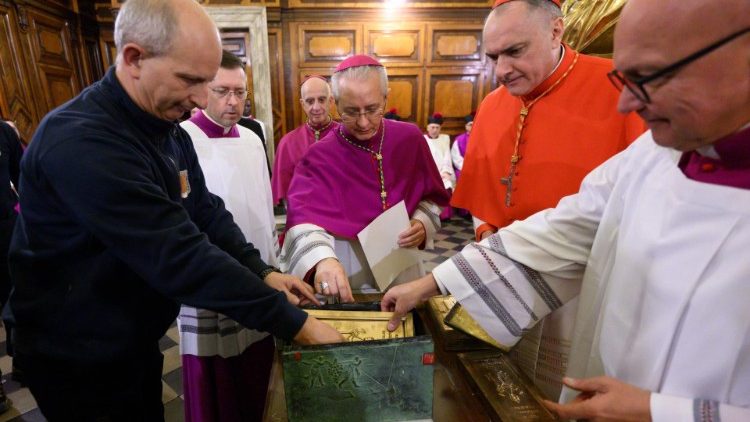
[85,37,104,81]
[268,28,286,144]
[384,68,423,124]
[25,8,81,116]
[427,24,485,66]
[221,30,256,118]
[293,23,362,68]
[0,4,38,140]
[425,67,485,135]
[365,23,424,67]
[98,28,116,69]
[39,66,77,109]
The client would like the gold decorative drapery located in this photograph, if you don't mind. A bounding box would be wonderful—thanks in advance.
[562,0,627,57]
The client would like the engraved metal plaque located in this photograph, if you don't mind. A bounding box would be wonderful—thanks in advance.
[444,302,509,351]
[458,351,558,421]
[281,308,433,422]
[303,309,414,342]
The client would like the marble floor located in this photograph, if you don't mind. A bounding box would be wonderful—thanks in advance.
[0,216,474,421]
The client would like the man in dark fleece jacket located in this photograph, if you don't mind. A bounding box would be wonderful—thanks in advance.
[8,0,341,420]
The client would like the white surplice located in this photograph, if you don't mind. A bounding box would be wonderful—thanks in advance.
[178,120,278,358]
[280,201,442,293]
[424,134,455,190]
[433,132,750,421]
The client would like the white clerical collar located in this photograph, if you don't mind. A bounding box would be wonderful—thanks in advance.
[546,45,566,79]
[202,110,235,135]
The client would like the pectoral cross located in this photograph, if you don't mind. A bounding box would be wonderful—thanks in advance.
[500,155,519,207]
[502,107,528,207]
[313,129,321,141]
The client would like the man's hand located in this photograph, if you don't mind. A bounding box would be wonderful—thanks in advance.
[264,272,321,306]
[543,376,651,422]
[381,274,440,331]
[479,229,496,240]
[398,219,426,249]
[293,316,344,345]
[314,258,354,303]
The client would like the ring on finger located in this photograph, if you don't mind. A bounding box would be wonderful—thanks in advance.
[320,281,329,291]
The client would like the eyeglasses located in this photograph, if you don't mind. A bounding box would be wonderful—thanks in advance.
[210,87,248,100]
[339,105,384,122]
[608,26,750,104]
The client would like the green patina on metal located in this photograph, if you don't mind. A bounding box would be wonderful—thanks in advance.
[280,336,434,422]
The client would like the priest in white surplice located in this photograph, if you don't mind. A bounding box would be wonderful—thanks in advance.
[382,0,750,420]
[178,51,317,422]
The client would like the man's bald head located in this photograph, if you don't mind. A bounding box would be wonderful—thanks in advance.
[614,0,750,150]
[483,0,565,96]
[116,0,219,58]
[300,77,334,126]
[300,77,331,99]
[114,0,222,121]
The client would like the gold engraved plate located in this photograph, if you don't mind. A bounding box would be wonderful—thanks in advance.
[444,302,510,351]
[304,309,414,342]
[458,351,559,421]
[428,295,457,332]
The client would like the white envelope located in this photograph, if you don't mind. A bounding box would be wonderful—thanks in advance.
[357,200,422,291]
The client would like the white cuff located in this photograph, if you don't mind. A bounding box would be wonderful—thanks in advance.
[650,393,694,422]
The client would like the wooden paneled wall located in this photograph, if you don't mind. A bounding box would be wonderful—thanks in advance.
[284,9,492,136]
[0,0,492,143]
[0,0,98,142]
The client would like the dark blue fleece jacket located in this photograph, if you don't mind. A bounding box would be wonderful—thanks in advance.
[9,68,306,363]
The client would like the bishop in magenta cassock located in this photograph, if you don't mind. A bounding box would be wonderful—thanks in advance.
[271,76,339,205]
[280,55,450,301]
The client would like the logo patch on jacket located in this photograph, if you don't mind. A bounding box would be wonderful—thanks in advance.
[179,169,191,198]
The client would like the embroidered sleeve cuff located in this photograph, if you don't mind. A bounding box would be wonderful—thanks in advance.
[412,200,441,250]
[280,224,336,279]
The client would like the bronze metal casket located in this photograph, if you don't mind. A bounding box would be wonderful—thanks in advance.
[278,306,434,422]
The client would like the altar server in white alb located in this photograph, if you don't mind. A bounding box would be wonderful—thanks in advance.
[179,50,296,422]
[383,0,750,420]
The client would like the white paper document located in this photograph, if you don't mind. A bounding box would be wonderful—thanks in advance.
[357,200,422,291]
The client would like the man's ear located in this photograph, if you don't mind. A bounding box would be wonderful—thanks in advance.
[119,43,147,79]
[552,17,565,44]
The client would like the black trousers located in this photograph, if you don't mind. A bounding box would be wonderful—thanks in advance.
[0,214,15,357]
[16,347,165,422]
